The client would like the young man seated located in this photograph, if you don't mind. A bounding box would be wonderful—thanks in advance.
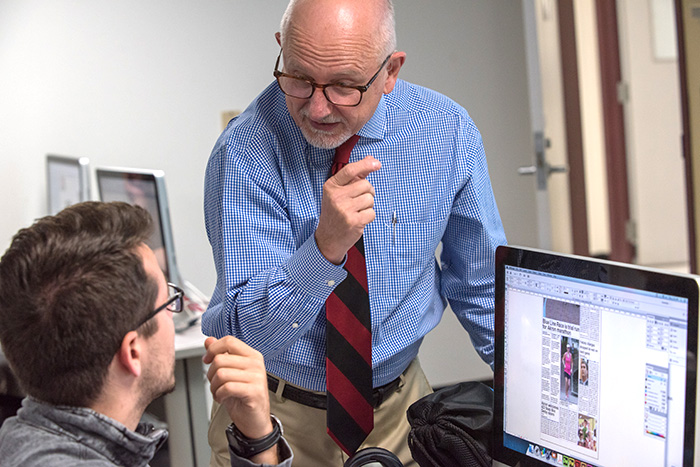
[0,201,292,466]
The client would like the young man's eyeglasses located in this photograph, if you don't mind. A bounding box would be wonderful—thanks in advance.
[273,49,393,107]
[134,283,184,329]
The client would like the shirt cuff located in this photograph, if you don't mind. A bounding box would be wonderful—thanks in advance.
[284,234,347,301]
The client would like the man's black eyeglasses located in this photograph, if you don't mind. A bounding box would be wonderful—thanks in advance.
[273,49,393,107]
[135,282,184,329]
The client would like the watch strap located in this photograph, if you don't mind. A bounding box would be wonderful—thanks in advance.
[226,414,283,459]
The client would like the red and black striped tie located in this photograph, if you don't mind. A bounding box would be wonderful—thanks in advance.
[326,134,373,455]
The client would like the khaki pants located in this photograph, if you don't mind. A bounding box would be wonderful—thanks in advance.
[208,359,432,467]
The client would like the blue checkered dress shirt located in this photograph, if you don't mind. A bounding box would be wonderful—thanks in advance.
[203,79,507,391]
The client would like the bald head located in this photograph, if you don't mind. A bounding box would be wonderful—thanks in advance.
[274,0,404,149]
[279,0,396,60]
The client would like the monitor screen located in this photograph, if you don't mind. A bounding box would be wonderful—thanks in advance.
[95,167,180,285]
[493,245,697,467]
[46,154,91,215]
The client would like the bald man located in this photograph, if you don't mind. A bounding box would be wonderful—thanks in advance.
[203,0,507,465]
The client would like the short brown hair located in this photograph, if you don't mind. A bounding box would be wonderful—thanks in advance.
[0,201,158,407]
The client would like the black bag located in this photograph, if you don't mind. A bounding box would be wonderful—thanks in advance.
[407,381,493,467]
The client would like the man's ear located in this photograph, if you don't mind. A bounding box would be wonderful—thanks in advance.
[275,32,281,47]
[117,330,143,377]
[383,52,406,95]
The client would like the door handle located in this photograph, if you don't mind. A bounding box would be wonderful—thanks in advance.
[517,164,567,176]
[517,166,538,175]
[517,132,566,190]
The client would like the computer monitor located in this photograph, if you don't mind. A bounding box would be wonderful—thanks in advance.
[493,245,697,467]
[46,154,91,215]
[95,167,181,286]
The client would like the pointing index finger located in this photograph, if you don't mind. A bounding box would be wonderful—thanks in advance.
[333,156,381,186]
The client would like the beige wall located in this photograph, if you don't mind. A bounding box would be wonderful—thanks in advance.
[617,0,688,266]
[534,0,612,257]
[575,0,610,257]
[537,0,688,266]
[680,0,700,271]
[535,0,574,254]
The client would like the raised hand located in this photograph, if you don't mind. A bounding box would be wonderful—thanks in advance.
[315,155,381,264]
[203,336,272,440]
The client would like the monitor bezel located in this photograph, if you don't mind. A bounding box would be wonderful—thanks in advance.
[46,154,91,215]
[95,166,182,286]
[493,245,698,467]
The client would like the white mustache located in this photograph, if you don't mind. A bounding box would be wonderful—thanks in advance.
[299,108,341,126]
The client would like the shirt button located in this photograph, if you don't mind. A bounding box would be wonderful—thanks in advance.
[327,280,335,286]
[292,322,299,329]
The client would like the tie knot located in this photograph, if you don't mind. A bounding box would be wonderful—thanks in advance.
[331,135,361,175]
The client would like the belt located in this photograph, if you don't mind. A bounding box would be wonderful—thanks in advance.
[267,373,403,410]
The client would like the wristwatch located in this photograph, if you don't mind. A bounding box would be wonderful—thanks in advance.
[226,414,283,459]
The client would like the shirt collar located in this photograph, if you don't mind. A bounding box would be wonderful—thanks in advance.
[301,94,387,170]
[357,94,387,141]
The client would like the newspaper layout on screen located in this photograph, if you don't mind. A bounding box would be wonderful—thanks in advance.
[503,265,689,467]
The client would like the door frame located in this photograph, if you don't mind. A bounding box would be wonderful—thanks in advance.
[558,0,590,257]
[594,0,635,264]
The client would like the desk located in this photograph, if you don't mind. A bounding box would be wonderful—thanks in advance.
[165,323,211,467]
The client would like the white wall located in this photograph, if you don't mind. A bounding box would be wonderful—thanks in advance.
[0,1,539,386]
[0,0,290,299]
[395,1,538,384]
